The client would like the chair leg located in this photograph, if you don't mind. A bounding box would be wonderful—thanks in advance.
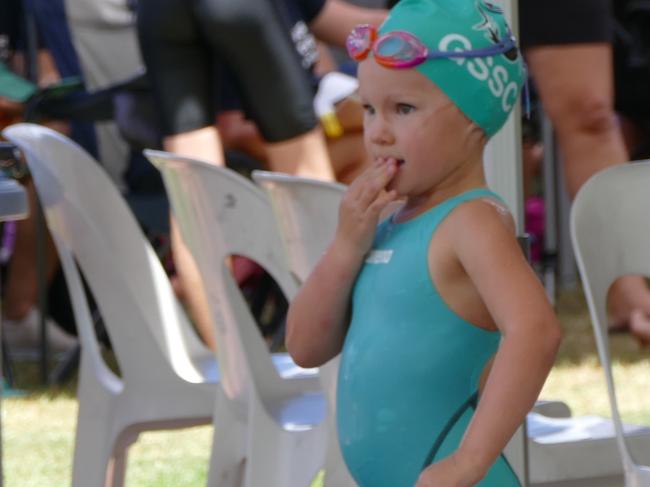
[243,409,326,487]
[72,421,118,487]
[107,428,139,487]
[242,411,283,487]
[626,464,650,487]
[1,337,15,387]
[286,428,328,487]
[206,398,247,487]
[323,420,356,487]
[72,388,119,487]
[105,453,127,487]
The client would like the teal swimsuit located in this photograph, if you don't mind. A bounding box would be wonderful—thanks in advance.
[337,188,521,487]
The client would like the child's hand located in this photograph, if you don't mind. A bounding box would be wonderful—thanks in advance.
[335,157,398,258]
[415,454,482,487]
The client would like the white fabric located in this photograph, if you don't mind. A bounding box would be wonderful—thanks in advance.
[64,0,143,190]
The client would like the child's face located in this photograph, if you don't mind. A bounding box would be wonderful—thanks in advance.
[358,58,485,199]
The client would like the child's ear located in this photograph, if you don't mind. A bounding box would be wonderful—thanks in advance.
[465,121,487,145]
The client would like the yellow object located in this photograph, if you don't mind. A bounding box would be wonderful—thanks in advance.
[321,112,344,138]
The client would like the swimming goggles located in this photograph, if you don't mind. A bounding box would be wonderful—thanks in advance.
[346,24,518,69]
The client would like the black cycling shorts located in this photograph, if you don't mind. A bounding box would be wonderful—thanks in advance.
[137,0,319,141]
[519,0,613,49]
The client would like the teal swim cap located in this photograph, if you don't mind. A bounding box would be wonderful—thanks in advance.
[379,0,525,137]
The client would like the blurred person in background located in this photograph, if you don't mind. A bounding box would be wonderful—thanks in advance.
[520,0,650,343]
[136,0,386,349]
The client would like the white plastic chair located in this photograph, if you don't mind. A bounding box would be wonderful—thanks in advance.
[146,150,327,487]
[251,171,345,282]
[251,170,353,486]
[3,123,221,487]
[571,160,650,487]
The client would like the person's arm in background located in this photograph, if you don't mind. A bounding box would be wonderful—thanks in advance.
[309,0,388,48]
[313,41,339,77]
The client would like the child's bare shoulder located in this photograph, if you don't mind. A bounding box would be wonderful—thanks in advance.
[439,197,529,281]
[446,196,516,240]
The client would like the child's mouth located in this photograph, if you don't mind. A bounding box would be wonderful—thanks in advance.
[396,159,405,167]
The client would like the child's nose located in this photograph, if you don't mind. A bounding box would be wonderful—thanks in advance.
[367,117,395,146]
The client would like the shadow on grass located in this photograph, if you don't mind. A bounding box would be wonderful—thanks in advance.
[6,347,120,398]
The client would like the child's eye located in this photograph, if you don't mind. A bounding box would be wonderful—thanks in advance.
[362,103,375,116]
[396,103,415,114]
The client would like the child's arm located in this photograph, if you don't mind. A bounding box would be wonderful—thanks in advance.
[417,200,562,487]
[286,159,397,368]
[309,0,388,48]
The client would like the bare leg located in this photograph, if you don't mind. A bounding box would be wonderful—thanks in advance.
[163,126,225,166]
[266,127,335,181]
[3,181,59,321]
[526,44,626,197]
[5,50,68,316]
[164,126,224,351]
[526,44,650,341]
[2,181,78,351]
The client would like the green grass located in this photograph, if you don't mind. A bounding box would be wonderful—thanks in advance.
[4,391,212,486]
[541,288,650,425]
[3,286,650,485]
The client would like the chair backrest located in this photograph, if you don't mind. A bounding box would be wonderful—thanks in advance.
[571,160,650,475]
[146,150,301,409]
[3,124,210,386]
[251,170,345,281]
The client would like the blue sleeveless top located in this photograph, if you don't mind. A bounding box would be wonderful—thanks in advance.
[337,188,521,487]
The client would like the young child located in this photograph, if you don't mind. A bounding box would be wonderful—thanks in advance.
[287,1,562,486]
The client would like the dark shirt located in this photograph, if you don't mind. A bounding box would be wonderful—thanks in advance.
[0,0,24,62]
[221,0,326,110]
[277,0,326,70]
[22,0,83,78]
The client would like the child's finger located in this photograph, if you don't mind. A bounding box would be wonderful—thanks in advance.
[358,159,397,208]
[362,158,390,187]
[346,158,387,201]
[367,188,398,217]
